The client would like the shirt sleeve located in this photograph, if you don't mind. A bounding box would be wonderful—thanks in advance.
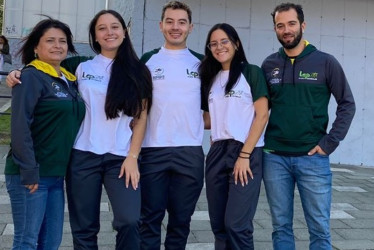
[11,68,43,184]
[61,56,92,74]
[247,64,269,102]
[318,55,356,154]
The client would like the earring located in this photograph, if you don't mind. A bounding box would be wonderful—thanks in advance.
[34,52,38,58]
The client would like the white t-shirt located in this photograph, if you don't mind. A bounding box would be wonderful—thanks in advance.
[142,47,204,147]
[209,70,264,147]
[73,54,133,156]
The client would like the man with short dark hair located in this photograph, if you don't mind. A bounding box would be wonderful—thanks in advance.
[261,3,355,250]
[139,1,205,249]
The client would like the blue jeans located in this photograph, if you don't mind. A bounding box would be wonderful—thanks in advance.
[6,175,64,250]
[263,152,332,250]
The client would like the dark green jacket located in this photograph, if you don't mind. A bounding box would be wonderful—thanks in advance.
[5,64,85,184]
[261,43,355,155]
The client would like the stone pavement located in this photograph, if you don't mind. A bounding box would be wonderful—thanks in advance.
[0,143,374,250]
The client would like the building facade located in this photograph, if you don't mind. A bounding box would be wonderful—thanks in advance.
[3,0,373,167]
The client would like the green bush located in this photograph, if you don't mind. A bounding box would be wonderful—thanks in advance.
[0,108,11,145]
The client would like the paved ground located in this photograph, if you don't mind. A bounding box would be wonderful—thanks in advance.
[1,82,374,249]
[0,143,374,249]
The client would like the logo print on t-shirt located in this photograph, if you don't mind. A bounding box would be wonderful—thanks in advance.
[186,69,199,78]
[225,90,243,98]
[81,72,104,82]
[153,67,165,80]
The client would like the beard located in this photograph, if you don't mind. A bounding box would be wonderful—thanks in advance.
[277,27,303,50]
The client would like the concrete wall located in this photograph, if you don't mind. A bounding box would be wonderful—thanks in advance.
[3,0,106,41]
[3,0,105,69]
[131,0,373,167]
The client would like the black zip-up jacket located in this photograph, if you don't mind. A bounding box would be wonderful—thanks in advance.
[261,43,355,155]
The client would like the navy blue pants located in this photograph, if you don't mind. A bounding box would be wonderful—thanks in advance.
[205,140,263,250]
[66,149,141,250]
[139,146,204,250]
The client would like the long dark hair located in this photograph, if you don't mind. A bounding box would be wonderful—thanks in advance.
[198,23,248,95]
[17,17,77,65]
[89,9,152,119]
[0,35,9,45]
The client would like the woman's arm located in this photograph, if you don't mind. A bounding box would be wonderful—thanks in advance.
[118,99,148,190]
[233,97,269,186]
[6,55,93,87]
[203,111,211,130]
[11,69,43,190]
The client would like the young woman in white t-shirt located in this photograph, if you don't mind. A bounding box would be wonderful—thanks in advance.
[199,23,269,250]
[65,10,152,250]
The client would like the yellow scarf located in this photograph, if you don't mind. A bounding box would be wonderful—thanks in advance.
[28,59,76,81]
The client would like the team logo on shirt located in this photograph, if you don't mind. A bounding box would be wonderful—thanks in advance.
[225,90,243,98]
[81,72,104,82]
[153,67,165,80]
[186,69,199,78]
[269,68,282,84]
[52,82,68,98]
[298,70,318,80]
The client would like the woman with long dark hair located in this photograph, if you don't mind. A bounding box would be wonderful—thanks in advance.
[65,10,152,250]
[199,23,268,249]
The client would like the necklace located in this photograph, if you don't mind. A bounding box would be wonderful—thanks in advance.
[219,70,228,88]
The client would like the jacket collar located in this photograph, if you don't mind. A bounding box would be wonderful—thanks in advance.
[278,40,316,60]
[28,59,76,81]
